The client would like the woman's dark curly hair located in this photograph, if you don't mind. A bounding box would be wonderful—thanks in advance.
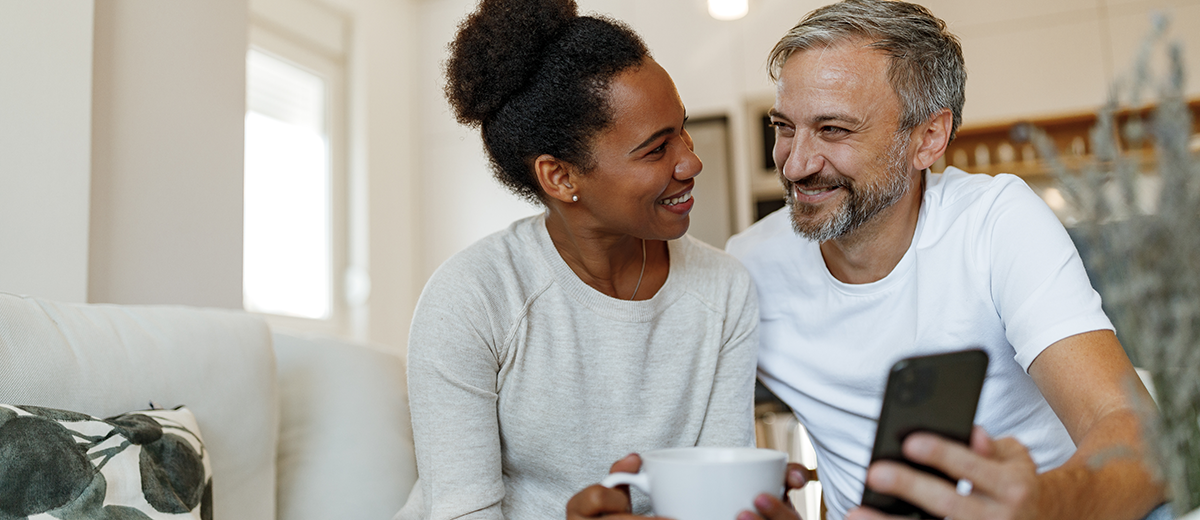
[445,0,650,203]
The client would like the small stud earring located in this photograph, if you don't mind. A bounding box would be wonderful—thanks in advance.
[572,195,579,202]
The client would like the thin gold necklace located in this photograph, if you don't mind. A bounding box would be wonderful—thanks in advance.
[629,238,646,300]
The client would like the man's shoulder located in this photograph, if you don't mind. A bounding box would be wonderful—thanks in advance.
[928,167,1030,201]
[923,168,1049,233]
[725,207,797,261]
[928,167,1040,207]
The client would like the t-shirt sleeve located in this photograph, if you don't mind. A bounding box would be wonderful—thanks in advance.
[980,176,1114,371]
[402,264,507,520]
[696,266,759,448]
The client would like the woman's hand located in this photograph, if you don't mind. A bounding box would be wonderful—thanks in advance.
[738,463,815,520]
[567,454,669,520]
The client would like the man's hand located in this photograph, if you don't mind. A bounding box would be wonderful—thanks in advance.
[737,463,816,520]
[567,454,669,520]
[847,427,1040,520]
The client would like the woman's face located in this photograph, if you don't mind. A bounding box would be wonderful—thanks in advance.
[572,58,702,241]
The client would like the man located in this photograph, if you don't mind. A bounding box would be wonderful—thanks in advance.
[725,1,1167,519]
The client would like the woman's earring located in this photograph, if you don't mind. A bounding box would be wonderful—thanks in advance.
[572,195,579,202]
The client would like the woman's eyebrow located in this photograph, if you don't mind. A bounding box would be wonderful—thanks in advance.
[629,126,677,155]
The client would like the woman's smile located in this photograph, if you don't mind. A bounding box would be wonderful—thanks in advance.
[658,189,695,215]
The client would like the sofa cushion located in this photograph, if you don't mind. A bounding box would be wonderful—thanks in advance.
[0,293,278,520]
[0,404,212,519]
[273,331,417,520]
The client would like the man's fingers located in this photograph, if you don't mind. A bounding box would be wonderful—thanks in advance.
[969,425,994,457]
[989,436,1032,460]
[844,505,890,520]
[902,433,996,486]
[785,463,816,490]
[863,461,986,520]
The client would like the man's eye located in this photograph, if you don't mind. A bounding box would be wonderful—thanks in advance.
[821,126,848,135]
[770,121,795,137]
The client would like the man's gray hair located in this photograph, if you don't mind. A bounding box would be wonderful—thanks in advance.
[769,0,966,140]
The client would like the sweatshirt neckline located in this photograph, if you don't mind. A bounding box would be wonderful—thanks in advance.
[534,215,682,322]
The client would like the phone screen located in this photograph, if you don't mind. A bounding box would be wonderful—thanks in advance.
[860,349,989,519]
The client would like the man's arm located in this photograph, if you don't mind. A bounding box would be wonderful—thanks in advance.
[1025,329,1165,518]
[846,330,1166,520]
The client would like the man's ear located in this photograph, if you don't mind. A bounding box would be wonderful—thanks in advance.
[912,109,953,171]
[534,154,577,204]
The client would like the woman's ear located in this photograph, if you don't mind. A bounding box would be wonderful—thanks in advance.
[534,154,578,204]
[912,109,953,171]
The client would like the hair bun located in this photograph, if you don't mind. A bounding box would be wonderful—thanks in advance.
[445,0,578,126]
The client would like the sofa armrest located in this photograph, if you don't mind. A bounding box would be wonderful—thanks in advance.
[274,331,417,520]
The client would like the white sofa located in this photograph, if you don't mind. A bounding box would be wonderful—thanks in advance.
[0,292,417,519]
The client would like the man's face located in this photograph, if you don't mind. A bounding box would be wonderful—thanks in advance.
[768,40,917,241]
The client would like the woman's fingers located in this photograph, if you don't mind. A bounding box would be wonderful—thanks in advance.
[566,484,633,519]
[742,492,803,520]
[610,453,642,474]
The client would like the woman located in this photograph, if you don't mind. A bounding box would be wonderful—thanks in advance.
[397,1,758,518]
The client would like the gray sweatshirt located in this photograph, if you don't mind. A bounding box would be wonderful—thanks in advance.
[398,215,758,520]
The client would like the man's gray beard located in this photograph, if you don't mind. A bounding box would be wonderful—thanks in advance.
[785,132,912,242]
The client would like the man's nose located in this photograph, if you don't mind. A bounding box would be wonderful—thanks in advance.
[780,136,823,182]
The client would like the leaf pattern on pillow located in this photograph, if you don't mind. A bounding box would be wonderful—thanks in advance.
[0,413,96,517]
[140,433,207,513]
[0,404,212,520]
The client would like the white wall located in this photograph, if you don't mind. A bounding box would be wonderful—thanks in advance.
[1,0,1195,355]
[412,0,1200,290]
[0,1,95,303]
[89,0,248,308]
[414,0,543,285]
[322,0,422,349]
[937,0,1200,124]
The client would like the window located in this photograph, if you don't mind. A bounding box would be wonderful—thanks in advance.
[244,49,331,319]
[243,14,347,333]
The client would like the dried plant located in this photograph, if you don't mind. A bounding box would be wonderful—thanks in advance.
[1015,14,1200,514]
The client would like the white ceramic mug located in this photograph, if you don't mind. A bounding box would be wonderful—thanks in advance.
[600,447,788,520]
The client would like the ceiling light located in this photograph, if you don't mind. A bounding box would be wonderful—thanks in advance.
[708,0,748,21]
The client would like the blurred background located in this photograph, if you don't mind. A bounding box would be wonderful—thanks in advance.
[2,0,1199,355]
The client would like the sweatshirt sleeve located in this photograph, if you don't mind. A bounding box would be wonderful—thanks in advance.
[400,263,507,520]
[696,264,759,448]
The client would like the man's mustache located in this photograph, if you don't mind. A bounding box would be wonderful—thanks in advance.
[781,170,853,193]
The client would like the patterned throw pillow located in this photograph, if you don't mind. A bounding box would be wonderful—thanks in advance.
[0,404,212,520]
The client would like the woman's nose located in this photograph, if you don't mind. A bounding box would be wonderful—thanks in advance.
[676,131,702,180]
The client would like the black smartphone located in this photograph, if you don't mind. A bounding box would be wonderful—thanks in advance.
[860,349,990,519]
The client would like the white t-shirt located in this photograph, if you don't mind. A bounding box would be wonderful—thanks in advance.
[726,168,1113,519]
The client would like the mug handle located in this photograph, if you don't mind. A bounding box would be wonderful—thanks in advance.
[600,471,651,495]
